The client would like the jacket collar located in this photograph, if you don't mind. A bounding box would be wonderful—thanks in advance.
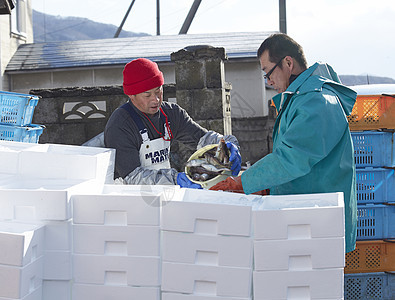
[271,62,357,116]
[272,63,320,113]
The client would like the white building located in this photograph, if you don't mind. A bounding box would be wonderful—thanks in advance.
[0,0,33,91]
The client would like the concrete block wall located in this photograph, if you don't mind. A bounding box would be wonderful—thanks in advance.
[232,117,274,165]
[30,86,125,145]
[30,85,176,146]
[171,46,231,136]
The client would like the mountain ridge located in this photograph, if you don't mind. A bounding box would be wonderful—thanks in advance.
[33,10,148,42]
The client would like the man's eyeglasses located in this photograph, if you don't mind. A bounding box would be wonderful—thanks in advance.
[263,56,286,81]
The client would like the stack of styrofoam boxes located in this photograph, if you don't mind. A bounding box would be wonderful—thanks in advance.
[0,221,45,300]
[71,184,178,300]
[252,192,345,300]
[345,130,395,299]
[0,140,115,300]
[161,188,262,300]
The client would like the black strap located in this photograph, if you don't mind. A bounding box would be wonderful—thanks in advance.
[121,102,147,135]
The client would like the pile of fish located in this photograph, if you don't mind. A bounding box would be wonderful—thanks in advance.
[186,138,231,182]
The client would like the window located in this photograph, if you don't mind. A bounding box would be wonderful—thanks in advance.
[10,0,27,38]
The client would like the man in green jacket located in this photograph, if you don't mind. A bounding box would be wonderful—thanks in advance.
[211,33,357,253]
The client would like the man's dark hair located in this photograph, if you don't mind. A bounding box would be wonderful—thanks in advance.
[257,33,308,69]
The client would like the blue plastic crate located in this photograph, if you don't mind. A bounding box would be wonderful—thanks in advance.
[356,168,394,204]
[0,91,40,126]
[0,124,44,143]
[352,131,394,168]
[357,204,395,240]
[345,272,395,300]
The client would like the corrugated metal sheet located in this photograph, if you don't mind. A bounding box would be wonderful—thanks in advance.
[6,31,275,72]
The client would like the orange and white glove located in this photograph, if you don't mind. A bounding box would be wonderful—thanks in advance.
[210,176,270,195]
[209,176,244,193]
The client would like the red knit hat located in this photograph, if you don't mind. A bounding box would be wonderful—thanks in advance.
[123,58,164,95]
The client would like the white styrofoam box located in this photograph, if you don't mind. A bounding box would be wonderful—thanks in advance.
[43,251,71,280]
[72,192,162,226]
[18,144,115,183]
[102,184,181,203]
[0,285,43,300]
[253,192,344,240]
[0,189,70,222]
[0,141,115,184]
[161,262,252,298]
[161,189,259,236]
[0,141,39,176]
[0,151,19,175]
[0,140,41,152]
[42,280,71,300]
[161,293,250,300]
[162,231,253,268]
[0,221,44,267]
[0,178,102,195]
[176,189,263,208]
[0,179,102,221]
[0,174,15,186]
[254,237,345,271]
[72,284,160,300]
[253,268,344,300]
[73,224,160,256]
[43,220,72,251]
[73,254,160,286]
[0,256,43,299]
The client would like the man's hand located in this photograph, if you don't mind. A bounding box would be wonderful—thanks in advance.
[226,142,241,176]
[209,176,243,192]
[210,176,270,195]
[177,172,202,189]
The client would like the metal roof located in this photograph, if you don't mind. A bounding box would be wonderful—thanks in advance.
[6,31,275,73]
[351,84,395,96]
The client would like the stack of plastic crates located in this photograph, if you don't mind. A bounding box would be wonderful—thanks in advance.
[0,91,44,143]
[347,94,395,131]
[345,93,395,299]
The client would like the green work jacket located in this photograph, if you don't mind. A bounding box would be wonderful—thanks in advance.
[242,62,357,253]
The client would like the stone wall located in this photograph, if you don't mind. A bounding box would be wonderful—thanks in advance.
[30,83,275,169]
[232,103,276,165]
[30,85,176,145]
[171,46,232,135]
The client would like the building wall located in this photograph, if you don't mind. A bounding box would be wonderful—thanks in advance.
[0,0,33,90]
[225,60,267,117]
[10,59,274,118]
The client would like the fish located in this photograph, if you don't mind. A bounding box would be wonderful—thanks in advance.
[191,172,211,182]
[215,138,230,166]
[192,172,203,181]
[198,139,230,168]
[188,166,222,182]
[186,139,232,182]
[200,163,230,173]
[189,166,222,176]
[199,173,210,181]
[186,159,207,168]
[186,158,230,172]
[202,152,223,167]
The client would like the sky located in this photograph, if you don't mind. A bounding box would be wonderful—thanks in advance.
[32,0,395,79]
